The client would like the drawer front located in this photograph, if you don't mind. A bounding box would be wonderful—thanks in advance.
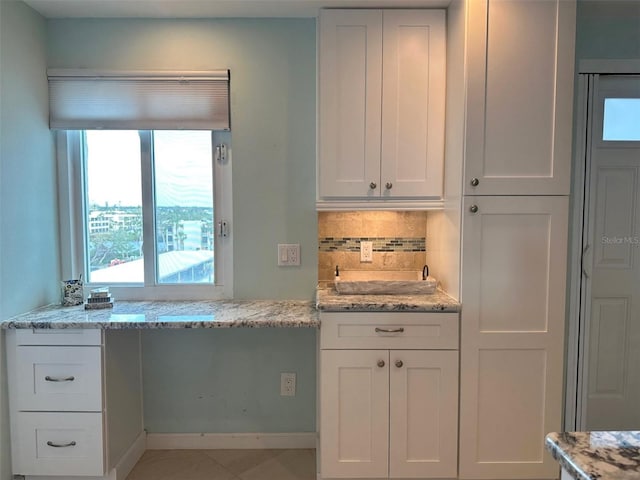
[15,346,102,411]
[14,328,102,346]
[13,412,104,476]
[320,312,459,349]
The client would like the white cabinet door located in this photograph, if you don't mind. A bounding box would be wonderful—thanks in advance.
[464,0,575,195]
[318,10,383,198]
[458,196,568,479]
[389,350,458,479]
[381,10,445,198]
[320,349,389,478]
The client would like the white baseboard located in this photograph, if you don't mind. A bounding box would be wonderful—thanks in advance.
[146,432,317,450]
[111,430,146,480]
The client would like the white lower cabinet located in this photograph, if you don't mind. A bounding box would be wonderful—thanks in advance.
[6,328,143,479]
[319,312,459,479]
[458,196,569,479]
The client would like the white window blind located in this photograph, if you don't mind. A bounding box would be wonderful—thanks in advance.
[48,70,230,130]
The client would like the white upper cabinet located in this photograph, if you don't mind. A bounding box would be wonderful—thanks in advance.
[318,9,445,206]
[464,0,576,195]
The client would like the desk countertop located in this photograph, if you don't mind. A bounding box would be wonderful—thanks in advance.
[0,300,319,329]
[545,431,640,480]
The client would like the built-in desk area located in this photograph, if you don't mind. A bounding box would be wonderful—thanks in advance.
[1,300,318,480]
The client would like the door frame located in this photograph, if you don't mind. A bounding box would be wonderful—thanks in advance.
[565,59,640,431]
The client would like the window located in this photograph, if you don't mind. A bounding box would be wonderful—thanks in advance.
[602,98,640,141]
[58,129,232,300]
[52,70,232,300]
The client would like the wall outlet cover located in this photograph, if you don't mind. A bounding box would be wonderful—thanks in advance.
[360,241,373,262]
[278,244,300,266]
[280,372,296,396]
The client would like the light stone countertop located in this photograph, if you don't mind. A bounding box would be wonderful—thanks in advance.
[0,300,319,329]
[316,285,460,312]
[545,431,640,480]
[1,287,461,330]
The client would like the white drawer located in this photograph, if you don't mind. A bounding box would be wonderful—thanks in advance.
[14,346,102,412]
[12,411,104,476]
[320,312,459,350]
[14,328,102,346]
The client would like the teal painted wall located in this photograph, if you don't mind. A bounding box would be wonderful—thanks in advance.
[576,0,640,60]
[46,18,318,433]
[141,328,316,433]
[0,1,58,477]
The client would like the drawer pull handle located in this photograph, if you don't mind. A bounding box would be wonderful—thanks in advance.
[395,360,404,368]
[45,375,75,382]
[47,441,77,448]
[377,360,385,368]
[375,327,405,333]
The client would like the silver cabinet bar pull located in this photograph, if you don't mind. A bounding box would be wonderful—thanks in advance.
[45,375,75,382]
[47,441,77,448]
[375,327,405,333]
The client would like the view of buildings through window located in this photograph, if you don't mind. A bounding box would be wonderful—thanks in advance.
[84,130,215,284]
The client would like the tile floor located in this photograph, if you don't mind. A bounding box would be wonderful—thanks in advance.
[126,449,317,480]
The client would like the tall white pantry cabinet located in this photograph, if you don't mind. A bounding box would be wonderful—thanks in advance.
[459,0,575,479]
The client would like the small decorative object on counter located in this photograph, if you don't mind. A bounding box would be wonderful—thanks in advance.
[84,287,114,310]
[61,277,83,306]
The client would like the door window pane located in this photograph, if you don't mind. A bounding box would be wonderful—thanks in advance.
[603,98,640,141]
[153,131,214,284]
[84,131,143,283]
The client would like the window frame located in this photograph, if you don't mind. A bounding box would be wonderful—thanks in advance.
[57,130,233,300]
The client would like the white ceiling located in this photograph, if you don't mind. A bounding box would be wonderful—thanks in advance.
[23,0,452,18]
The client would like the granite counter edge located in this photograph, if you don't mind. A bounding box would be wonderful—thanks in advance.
[545,435,591,480]
[2,319,320,329]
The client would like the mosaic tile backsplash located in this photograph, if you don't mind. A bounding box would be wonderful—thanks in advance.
[318,211,428,281]
[319,237,426,253]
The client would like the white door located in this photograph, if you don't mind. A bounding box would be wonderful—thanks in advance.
[380,10,445,198]
[459,196,568,479]
[318,10,383,198]
[389,350,458,479]
[320,349,389,478]
[581,75,640,430]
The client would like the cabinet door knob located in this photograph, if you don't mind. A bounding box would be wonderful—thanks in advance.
[470,204,479,213]
[385,182,393,190]
[370,182,377,190]
[470,178,479,187]
[395,360,403,368]
[377,360,385,368]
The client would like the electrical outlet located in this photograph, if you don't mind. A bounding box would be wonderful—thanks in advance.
[280,372,296,396]
[360,241,373,262]
[278,244,300,266]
